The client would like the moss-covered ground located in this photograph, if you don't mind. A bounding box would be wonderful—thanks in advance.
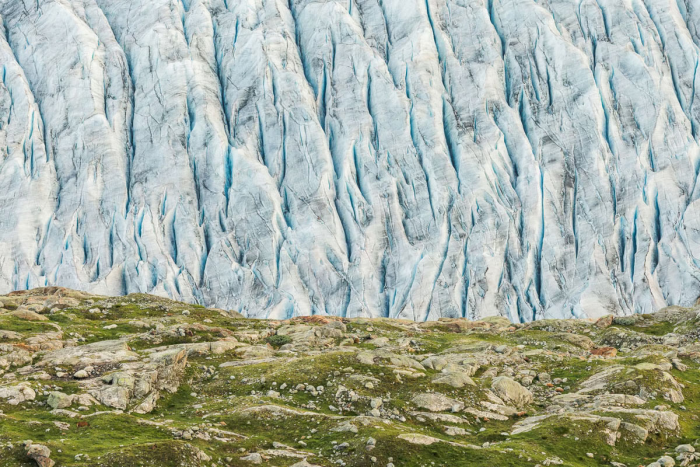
[1,288,700,466]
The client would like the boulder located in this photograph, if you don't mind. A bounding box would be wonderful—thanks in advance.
[411,393,464,412]
[103,372,136,389]
[241,452,263,464]
[491,377,533,408]
[235,345,274,360]
[210,339,240,355]
[604,408,680,435]
[421,356,448,371]
[595,315,614,328]
[556,333,595,350]
[590,347,617,358]
[132,391,160,414]
[148,347,188,393]
[315,325,344,338]
[26,444,54,467]
[0,383,36,405]
[0,348,33,369]
[0,330,22,340]
[398,433,441,445]
[11,309,48,321]
[331,421,359,433]
[444,426,468,436]
[432,372,476,388]
[37,339,138,367]
[94,386,130,410]
[291,461,323,467]
[676,444,695,453]
[73,393,99,406]
[620,422,648,443]
[47,391,73,409]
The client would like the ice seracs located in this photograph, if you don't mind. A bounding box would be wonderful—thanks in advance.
[0,0,699,321]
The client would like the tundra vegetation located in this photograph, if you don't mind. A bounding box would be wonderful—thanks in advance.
[1,288,700,466]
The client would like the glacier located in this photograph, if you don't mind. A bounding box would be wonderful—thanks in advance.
[0,0,699,321]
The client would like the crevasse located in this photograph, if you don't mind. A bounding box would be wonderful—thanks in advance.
[0,0,699,321]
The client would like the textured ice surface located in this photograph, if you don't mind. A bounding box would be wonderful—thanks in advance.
[0,0,699,321]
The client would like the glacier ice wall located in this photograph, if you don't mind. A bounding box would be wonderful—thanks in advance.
[0,0,699,321]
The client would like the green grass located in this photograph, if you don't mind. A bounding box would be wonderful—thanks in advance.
[2,289,699,466]
[612,321,677,337]
[0,413,172,467]
[0,316,56,334]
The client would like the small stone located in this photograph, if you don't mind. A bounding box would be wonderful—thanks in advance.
[73,370,89,379]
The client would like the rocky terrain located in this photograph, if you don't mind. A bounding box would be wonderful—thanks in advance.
[1,0,700,320]
[0,288,699,466]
